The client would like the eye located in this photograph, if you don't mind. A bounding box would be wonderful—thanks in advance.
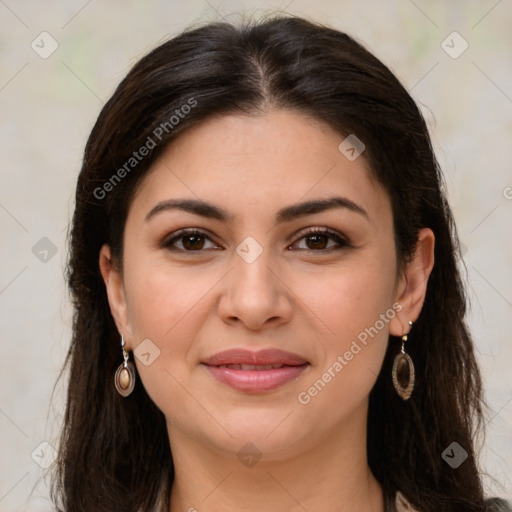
[161,229,219,252]
[290,228,351,252]
[162,227,351,253]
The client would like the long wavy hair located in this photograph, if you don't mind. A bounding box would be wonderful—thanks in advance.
[52,14,494,512]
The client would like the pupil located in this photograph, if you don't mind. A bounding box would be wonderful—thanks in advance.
[184,235,204,250]
[308,234,327,250]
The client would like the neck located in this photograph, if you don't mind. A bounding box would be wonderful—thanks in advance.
[167,407,384,512]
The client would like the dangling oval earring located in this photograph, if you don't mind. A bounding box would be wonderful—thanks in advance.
[114,335,136,397]
[392,321,415,400]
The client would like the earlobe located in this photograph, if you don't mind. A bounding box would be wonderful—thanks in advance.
[389,228,435,336]
[98,244,132,345]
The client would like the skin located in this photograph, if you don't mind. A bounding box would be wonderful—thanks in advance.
[100,109,435,512]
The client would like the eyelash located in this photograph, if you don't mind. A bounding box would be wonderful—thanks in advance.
[161,227,351,253]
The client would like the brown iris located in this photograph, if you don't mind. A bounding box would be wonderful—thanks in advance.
[305,233,329,250]
[182,234,206,250]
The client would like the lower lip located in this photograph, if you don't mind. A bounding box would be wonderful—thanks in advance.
[202,364,309,392]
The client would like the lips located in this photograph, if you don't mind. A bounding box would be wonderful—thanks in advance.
[217,363,286,370]
[202,348,308,367]
[201,348,309,392]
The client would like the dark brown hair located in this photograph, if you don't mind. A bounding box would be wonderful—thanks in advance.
[53,14,501,512]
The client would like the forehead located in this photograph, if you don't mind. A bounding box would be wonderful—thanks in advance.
[128,110,390,226]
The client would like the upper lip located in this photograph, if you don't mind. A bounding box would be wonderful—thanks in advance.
[202,348,308,366]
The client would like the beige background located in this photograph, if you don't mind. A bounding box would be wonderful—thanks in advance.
[0,1,511,510]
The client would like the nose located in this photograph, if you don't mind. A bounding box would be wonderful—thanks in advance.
[217,246,293,331]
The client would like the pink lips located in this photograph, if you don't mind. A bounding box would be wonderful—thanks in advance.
[202,348,309,393]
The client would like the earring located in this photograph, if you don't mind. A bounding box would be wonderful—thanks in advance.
[114,335,136,397]
[392,321,415,400]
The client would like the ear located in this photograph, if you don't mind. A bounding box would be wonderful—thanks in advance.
[99,244,133,348]
[389,228,435,336]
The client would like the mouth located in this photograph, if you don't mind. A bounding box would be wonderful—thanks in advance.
[202,348,308,366]
[201,348,310,392]
[216,363,293,370]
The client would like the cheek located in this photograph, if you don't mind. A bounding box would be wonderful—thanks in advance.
[124,262,223,440]
[122,259,222,395]
[293,257,396,404]
[299,256,396,342]
[124,257,211,339]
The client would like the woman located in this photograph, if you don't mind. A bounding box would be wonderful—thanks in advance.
[52,14,511,512]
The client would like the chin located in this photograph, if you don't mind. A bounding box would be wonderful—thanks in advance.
[204,409,312,457]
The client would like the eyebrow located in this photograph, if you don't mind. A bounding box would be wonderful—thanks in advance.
[144,196,368,224]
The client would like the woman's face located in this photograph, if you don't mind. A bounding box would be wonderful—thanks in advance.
[104,109,411,460]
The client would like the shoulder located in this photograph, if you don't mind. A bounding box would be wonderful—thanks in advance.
[395,492,512,512]
[485,497,512,512]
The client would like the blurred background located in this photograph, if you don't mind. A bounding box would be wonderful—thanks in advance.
[1,1,511,510]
